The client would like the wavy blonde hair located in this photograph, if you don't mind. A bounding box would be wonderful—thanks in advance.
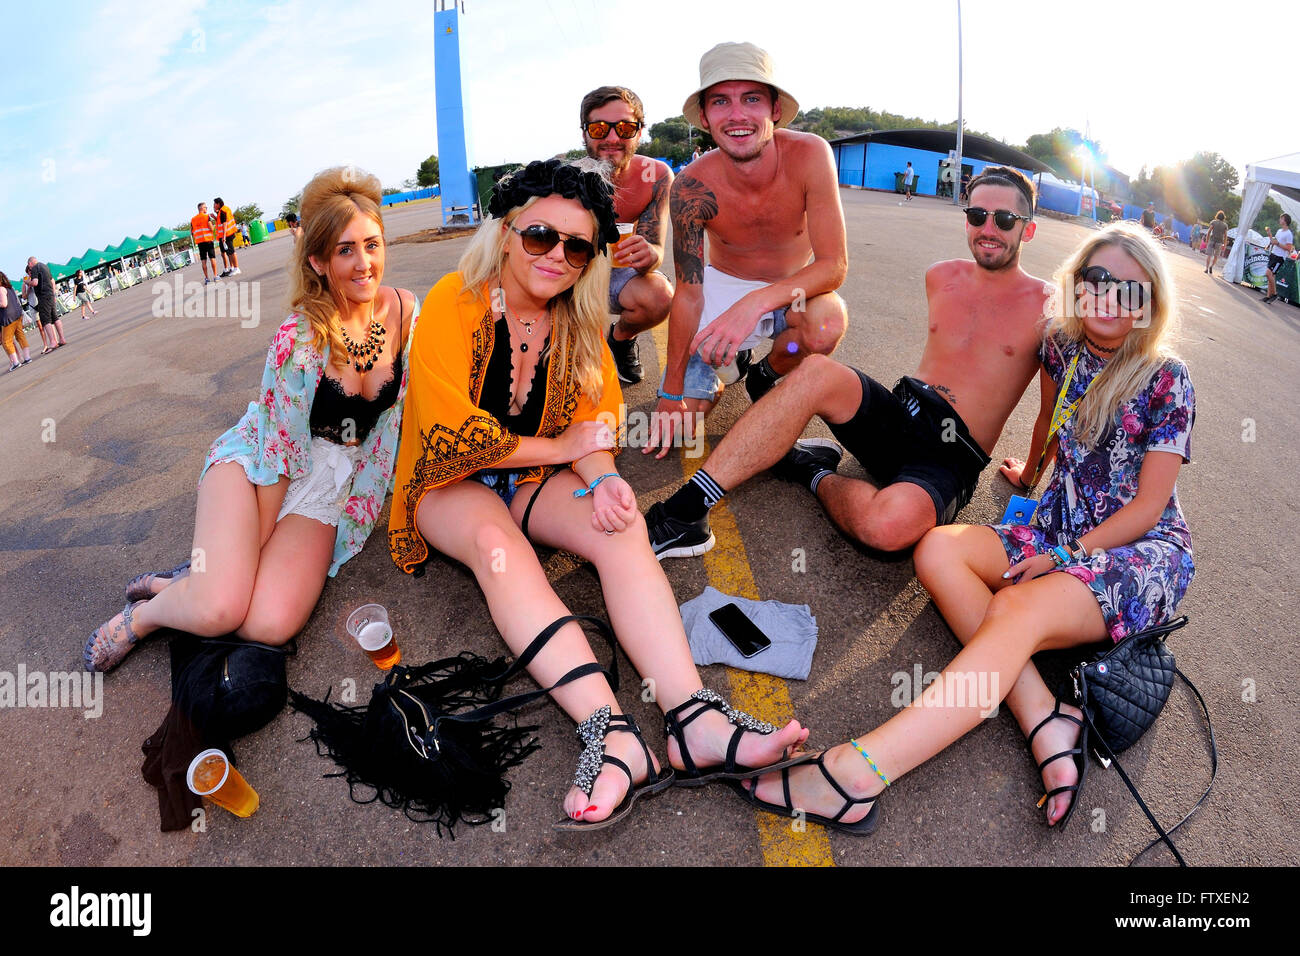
[1045,221,1180,448]
[287,166,385,367]
[456,188,611,402]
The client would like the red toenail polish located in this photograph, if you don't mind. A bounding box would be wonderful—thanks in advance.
[585,804,598,813]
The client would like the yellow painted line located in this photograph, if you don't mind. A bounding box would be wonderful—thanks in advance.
[650,323,834,867]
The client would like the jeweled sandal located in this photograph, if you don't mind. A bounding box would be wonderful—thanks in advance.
[664,688,814,787]
[125,560,191,603]
[84,601,149,673]
[552,705,676,831]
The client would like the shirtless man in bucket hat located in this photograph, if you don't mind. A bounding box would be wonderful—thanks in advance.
[644,41,848,456]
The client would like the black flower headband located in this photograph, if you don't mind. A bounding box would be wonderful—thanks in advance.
[488,159,620,254]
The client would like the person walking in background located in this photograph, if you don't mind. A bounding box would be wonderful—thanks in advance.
[1204,210,1228,275]
[25,257,67,351]
[903,160,915,201]
[74,270,99,318]
[1262,213,1294,304]
[285,212,302,241]
[1,272,33,369]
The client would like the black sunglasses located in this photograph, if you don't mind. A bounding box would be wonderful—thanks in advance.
[510,223,596,268]
[583,120,642,140]
[1079,265,1148,310]
[965,207,1032,230]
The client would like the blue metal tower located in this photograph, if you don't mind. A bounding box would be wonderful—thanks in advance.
[435,1,478,226]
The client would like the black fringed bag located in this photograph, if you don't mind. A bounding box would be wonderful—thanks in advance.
[290,615,617,836]
[1066,616,1217,865]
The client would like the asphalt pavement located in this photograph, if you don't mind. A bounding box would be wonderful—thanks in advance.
[2,189,1296,867]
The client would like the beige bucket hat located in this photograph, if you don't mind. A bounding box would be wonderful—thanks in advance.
[682,42,799,130]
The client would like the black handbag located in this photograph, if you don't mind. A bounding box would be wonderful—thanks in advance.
[1066,616,1217,865]
[290,614,618,836]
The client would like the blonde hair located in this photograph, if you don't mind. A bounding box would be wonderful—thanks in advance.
[1045,221,1180,448]
[456,192,611,402]
[287,166,385,367]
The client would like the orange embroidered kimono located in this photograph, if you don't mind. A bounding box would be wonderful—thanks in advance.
[388,272,624,573]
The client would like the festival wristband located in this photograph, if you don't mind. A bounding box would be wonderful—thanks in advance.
[1050,545,1073,567]
[657,388,684,402]
[573,472,620,498]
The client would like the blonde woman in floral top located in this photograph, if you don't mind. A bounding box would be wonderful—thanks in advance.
[86,167,416,672]
[738,223,1194,837]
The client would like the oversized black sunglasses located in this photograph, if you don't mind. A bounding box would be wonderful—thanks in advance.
[1079,265,1148,310]
[583,120,642,140]
[965,207,1032,230]
[510,223,597,268]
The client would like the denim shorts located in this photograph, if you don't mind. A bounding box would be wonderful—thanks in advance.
[678,307,788,401]
[472,469,524,506]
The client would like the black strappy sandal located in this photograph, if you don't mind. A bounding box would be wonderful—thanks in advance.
[664,689,813,786]
[125,560,192,603]
[1027,697,1089,829]
[729,750,881,835]
[552,705,676,831]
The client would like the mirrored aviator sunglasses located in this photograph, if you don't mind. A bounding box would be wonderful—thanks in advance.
[510,224,596,268]
[1080,265,1147,310]
[965,206,1032,230]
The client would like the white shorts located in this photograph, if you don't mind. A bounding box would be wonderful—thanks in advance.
[699,264,790,353]
[277,436,364,527]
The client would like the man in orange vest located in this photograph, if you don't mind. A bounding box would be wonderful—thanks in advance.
[214,197,241,277]
[190,201,218,283]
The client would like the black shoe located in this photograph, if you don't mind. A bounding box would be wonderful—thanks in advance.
[1263,294,1278,304]
[645,502,715,560]
[607,325,643,384]
[744,353,780,404]
[771,438,843,490]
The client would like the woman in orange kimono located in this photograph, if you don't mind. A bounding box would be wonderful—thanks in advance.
[389,159,810,830]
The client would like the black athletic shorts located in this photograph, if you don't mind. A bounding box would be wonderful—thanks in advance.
[37,300,57,326]
[1267,253,1286,275]
[220,235,235,256]
[827,370,992,526]
[198,241,216,260]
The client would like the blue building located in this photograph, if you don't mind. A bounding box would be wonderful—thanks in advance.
[830,129,1051,199]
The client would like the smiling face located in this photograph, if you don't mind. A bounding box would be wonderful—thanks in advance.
[698,81,779,163]
[583,98,640,174]
[501,194,594,308]
[310,212,385,309]
[1075,243,1151,349]
[965,182,1035,271]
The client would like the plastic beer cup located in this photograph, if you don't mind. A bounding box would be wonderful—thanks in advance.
[186,749,259,817]
[612,222,635,265]
[347,604,401,670]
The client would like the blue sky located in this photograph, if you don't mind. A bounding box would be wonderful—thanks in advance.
[3,0,1293,279]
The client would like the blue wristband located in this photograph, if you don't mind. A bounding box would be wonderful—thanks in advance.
[657,388,684,402]
[573,472,620,498]
[1050,545,1072,566]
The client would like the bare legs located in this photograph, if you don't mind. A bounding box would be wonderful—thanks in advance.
[415,474,806,823]
[610,272,672,340]
[751,525,1107,828]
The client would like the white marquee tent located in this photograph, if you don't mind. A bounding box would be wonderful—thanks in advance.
[1223,152,1300,283]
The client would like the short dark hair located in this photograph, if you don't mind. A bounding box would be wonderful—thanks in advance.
[285,212,299,224]
[580,86,645,127]
[214,197,224,207]
[966,165,1036,216]
[1215,210,1225,221]
[197,201,205,211]
[696,83,779,120]
[1282,213,1293,228]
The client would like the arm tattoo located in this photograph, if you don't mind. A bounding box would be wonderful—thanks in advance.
[670,174,717,285]
[636,173,670,246]
[932,383,958,405]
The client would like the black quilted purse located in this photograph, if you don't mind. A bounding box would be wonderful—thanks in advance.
[1066,616,1217,865]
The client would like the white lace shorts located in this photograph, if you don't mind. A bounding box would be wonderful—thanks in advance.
[276,436,364,527]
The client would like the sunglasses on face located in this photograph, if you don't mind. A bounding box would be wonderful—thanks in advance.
[582,120,642,140]
[1079,265,1148,310]
[510,223,596,268]
[965,207,1032,230]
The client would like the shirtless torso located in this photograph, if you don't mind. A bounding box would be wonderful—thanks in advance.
[917,258,1050,452]
[611,154,670,232]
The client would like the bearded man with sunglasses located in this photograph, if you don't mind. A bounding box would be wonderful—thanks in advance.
[647,166,1051,558]
[580,86,674,385]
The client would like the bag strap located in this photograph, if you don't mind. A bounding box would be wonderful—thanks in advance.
[1084,662,1217,867]
[1129,668,1218,865]
[430,615,618,734]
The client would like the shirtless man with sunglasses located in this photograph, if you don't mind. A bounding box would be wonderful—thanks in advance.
[580,86,674,384]
[647,166,1053,558]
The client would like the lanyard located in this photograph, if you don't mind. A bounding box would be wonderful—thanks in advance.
[1025,352,1097,489]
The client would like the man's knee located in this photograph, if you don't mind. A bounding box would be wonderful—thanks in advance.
[851,496,935,553]
[786,353,859,419]
[790,293,847,356]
